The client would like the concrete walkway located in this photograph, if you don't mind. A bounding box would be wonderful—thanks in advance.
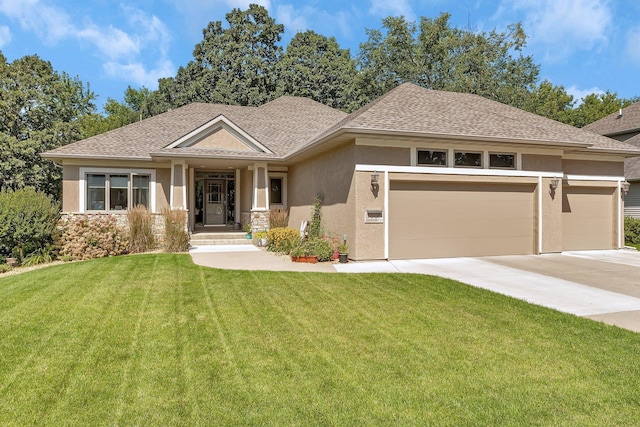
[190,245,640,332]
[189,245,335,272]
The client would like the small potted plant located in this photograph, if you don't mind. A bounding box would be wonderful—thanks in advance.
[338,243,349,263]
[254,230,268,247]
[243,223,252,239]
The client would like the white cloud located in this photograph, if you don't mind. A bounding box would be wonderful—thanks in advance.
[505,0,612,58]
[626,26,640,63]
[369,0,415,20]
[0,25,11,47]
[566,85,604,105]
[0,0,175,88]
[104,59,175,88]
[276,4,309,33]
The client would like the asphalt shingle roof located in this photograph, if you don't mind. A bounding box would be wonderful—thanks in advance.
[44,83,640,161]
[312,83,639,153]
[583,102,640,136]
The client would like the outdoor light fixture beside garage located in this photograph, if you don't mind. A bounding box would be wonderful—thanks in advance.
[371,171,380,191]
[550,176,560,190]
[621,181,631,195]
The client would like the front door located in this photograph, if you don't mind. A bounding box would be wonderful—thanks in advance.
[205,179,225,225]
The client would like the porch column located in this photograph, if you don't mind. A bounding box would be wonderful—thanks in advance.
[251,162,270,232]
[170,160,187,210]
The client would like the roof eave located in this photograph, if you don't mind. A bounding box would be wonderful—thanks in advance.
[287,127,594,160]
[41,152,152,162]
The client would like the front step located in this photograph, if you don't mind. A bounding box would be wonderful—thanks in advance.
[190,231,253,246]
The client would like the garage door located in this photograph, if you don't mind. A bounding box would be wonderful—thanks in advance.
[562,186,615,251]
[389,181,536,259]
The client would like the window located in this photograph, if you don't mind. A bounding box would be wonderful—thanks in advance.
[489,153,515,169]
[86,172,150,211]
[454,151,482,167]
[417,150,447,166]
[270,178,282,204]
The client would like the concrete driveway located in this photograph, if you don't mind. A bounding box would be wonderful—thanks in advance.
[335,250,640,333]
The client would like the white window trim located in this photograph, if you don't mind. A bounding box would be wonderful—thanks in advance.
[268,172,288,209]
[413,148,523,170]
[79,167,156,213]
[454,150,483,168]
[416,148,448,167]
[488,152,517,170]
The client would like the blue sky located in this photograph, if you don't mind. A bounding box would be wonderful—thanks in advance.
[1,0,638,111]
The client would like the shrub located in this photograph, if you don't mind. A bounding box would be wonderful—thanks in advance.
[308,194,323,239]
[290,238,334,261]
[0,263,12,274]
[57,215,128,260]
[128,205,155,253]
[0,188,60,260]
[625,216,640,244]
[267,227,300,253]
[22,246,55,266]
[269,207,289,228]
[163,209,189,253]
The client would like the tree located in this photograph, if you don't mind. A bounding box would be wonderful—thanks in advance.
[356,13,540,108]
[522,80,574,124]
[570,91,633,128]
[0,53,95,199]
[277,30,361,111]
[153,4,283,110]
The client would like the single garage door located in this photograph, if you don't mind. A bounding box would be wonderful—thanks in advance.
[389,181,536,259]
[562,186,615,251]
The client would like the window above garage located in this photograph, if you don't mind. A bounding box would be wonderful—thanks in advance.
[415,148,519,170]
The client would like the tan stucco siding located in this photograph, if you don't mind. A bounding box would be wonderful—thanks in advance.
[541,177,563,252]
[62,165,80,212]
[563,159,624,176]
[240,167,253,213]
[156,168,171,212]
[353,171,385,260]
[355,145,410,166]
[522,154,562,172]
[288,142,356,252]
[191,128,253,151]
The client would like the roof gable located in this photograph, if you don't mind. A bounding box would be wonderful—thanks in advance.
[165,115,271,153]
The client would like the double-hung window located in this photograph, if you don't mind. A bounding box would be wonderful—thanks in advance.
[85,172,151,212]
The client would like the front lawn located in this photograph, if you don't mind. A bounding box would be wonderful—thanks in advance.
[1,254,639,425]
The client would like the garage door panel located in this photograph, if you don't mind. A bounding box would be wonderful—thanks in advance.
[562,187,614,251]
[389,181,535,259]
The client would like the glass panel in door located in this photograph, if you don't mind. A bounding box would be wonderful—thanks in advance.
[205,180,225,225]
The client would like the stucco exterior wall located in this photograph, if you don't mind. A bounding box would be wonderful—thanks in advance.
[62,165,80,212]
[541,176,563,252]
[355,145,410,166]
[522,154,562,172]
[240,167,252,213]
[353,171,385,260]
[192,128,252,151]
[562,159,624,176]
[155,168,170,212]
[288,142,356,251]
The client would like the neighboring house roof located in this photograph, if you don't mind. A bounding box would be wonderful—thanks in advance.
[583,102,640,137]
[626,158,640,181]
[43,83,640,162]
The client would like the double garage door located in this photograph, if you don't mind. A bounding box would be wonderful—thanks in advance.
[389,181,536,259]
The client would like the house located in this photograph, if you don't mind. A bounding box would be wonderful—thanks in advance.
[42,83,640,260]
[583,102,640,218]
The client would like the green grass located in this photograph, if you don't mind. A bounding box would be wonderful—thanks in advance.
[1,254,639,426]
[626,242,640,250]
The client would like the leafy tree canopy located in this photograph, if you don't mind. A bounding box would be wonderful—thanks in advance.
[0,52,95,199]
[356,13,539,108]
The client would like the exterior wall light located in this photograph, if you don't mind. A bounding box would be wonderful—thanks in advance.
[621,181,631,195]
[371,171,380,191]
[550,176,560,190]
